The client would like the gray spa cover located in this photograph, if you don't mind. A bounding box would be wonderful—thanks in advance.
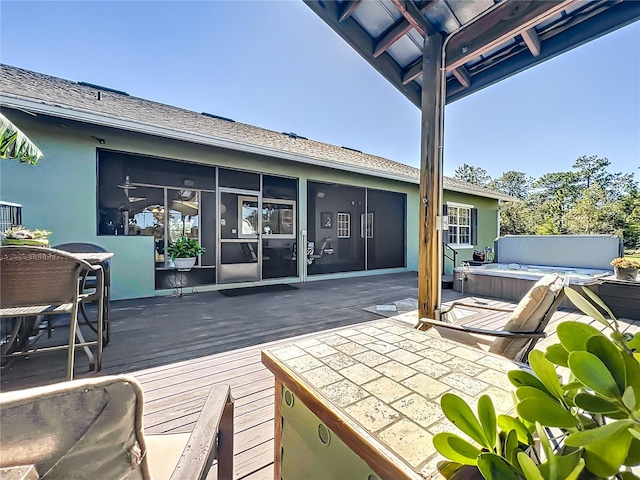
[0,376,150,479]
[495,235,623,270]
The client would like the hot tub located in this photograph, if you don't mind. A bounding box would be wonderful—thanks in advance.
[453,262,612,308]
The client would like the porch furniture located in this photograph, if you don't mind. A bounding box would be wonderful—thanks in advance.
[54,243,114,345]
[0,246,104,380]
[262,319,523,480]
[417,274,566,362]
[0,375,234,480]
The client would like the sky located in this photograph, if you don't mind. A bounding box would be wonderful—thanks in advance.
[1,1,639,181]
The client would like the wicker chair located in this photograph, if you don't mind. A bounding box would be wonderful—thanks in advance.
[0,246,104,380]
[54,242,111,345]
[0,375,234,480]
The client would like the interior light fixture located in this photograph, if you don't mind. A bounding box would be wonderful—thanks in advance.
[317,192,325,198]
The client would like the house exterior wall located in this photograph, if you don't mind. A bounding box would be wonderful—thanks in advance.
[442,191,499,274]
[1,111,423,299]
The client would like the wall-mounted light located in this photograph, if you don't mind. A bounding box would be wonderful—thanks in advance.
[91,136,106,144]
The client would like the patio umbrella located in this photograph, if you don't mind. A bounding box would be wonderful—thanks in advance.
[0,113,43,165]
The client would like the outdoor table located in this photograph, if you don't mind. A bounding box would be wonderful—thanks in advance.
[70,252,114,344]
[262,319,523,480]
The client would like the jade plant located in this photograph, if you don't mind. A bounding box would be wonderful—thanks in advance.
[434,286,640,480]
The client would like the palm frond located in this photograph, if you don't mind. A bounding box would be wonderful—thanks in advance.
[0,113,43,165]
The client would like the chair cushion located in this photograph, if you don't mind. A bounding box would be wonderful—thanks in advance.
[489,274,564,359]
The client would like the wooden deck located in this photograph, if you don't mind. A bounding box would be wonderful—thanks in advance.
[1,272,638,479]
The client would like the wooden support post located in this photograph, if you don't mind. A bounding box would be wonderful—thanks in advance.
[418,32,444,325]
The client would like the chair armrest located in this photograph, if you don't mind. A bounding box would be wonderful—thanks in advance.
[170,385,234,480]
[441,301,515,315]
[417,318,546,339]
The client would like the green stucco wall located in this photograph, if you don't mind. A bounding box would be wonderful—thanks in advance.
[1,110,498,298]
[442,191,499,274]
[1,110,423,299]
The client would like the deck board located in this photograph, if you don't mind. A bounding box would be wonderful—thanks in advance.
[1,272,636,479]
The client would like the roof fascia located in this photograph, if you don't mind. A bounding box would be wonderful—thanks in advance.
[444,183,519,202]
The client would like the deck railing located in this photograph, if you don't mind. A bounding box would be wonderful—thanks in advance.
[0,201,22,232]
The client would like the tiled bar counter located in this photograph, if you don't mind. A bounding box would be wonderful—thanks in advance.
[262,319,523,480]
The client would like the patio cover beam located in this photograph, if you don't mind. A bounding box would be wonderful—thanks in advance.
[417,32,443,323]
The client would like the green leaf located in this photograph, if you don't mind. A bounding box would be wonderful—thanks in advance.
[624,437,640,467]
[516,452,544,480]
[564,459,585,480]
[620,472,640,480]
[503,429,521,469]
[623,353,640,402]
[508,370,551,396]
[561,381,583,392]
[435,461,479,480]
[628,333,640,352]
[573,393,620,414]
[477,395,497,452]
[517,397,578,428]
[497,415,534,446]
[515,386,558,403]
[565,419,634,447]
[568,351,620,399]
[623,386,637,410]
[553,448,585,480]
[477,453,519,480]
[583,429,633,477]
[563,287,610,329]
[528,350,564,399]
[585,334,626,395]
[545,344,569,367]
[433,433,482,465]
[535,422,557,479]
[556,321,604,352]
[581,287,618,328]
[441,393,489,448]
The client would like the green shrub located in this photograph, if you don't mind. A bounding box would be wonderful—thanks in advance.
[434,287,640,480]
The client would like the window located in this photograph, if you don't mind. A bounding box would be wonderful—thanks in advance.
[337,213,350,238]
[360,212,373,238]
[262,199,295,237]
[447,204,474,245]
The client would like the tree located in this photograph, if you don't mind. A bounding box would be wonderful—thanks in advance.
[453,163,491,186]
[488,171,532,200]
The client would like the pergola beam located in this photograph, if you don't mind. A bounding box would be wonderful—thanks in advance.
[339,0,363,23]
[452,66,471,89]
[522,28,542,57]
[445,0,576,71]
[374,1,439,58]
[304,0,422,107]
[390,0,437,38]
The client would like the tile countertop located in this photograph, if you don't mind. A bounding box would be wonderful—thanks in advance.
[262,319,525,480]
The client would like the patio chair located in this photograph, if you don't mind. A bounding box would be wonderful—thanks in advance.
[0,246,104,380]
[0,375,234,480]
[54,242,111,345]
[416,274,566,362]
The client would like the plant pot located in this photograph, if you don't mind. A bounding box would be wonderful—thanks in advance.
[173,257,196,270]
[615,267,638,281]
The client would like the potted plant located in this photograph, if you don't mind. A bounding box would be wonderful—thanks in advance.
[1,226,51,246]
[611,257,640,281]
[433,287,640,480]
[166,236,205,270]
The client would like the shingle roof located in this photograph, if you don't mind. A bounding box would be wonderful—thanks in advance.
[0,64,517,201]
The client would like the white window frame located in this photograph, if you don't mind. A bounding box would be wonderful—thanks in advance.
[446,202,473,247]
[238,195,260,239]
[360,212,373,239]
[337,212,351,238]
[261,198,296,239]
